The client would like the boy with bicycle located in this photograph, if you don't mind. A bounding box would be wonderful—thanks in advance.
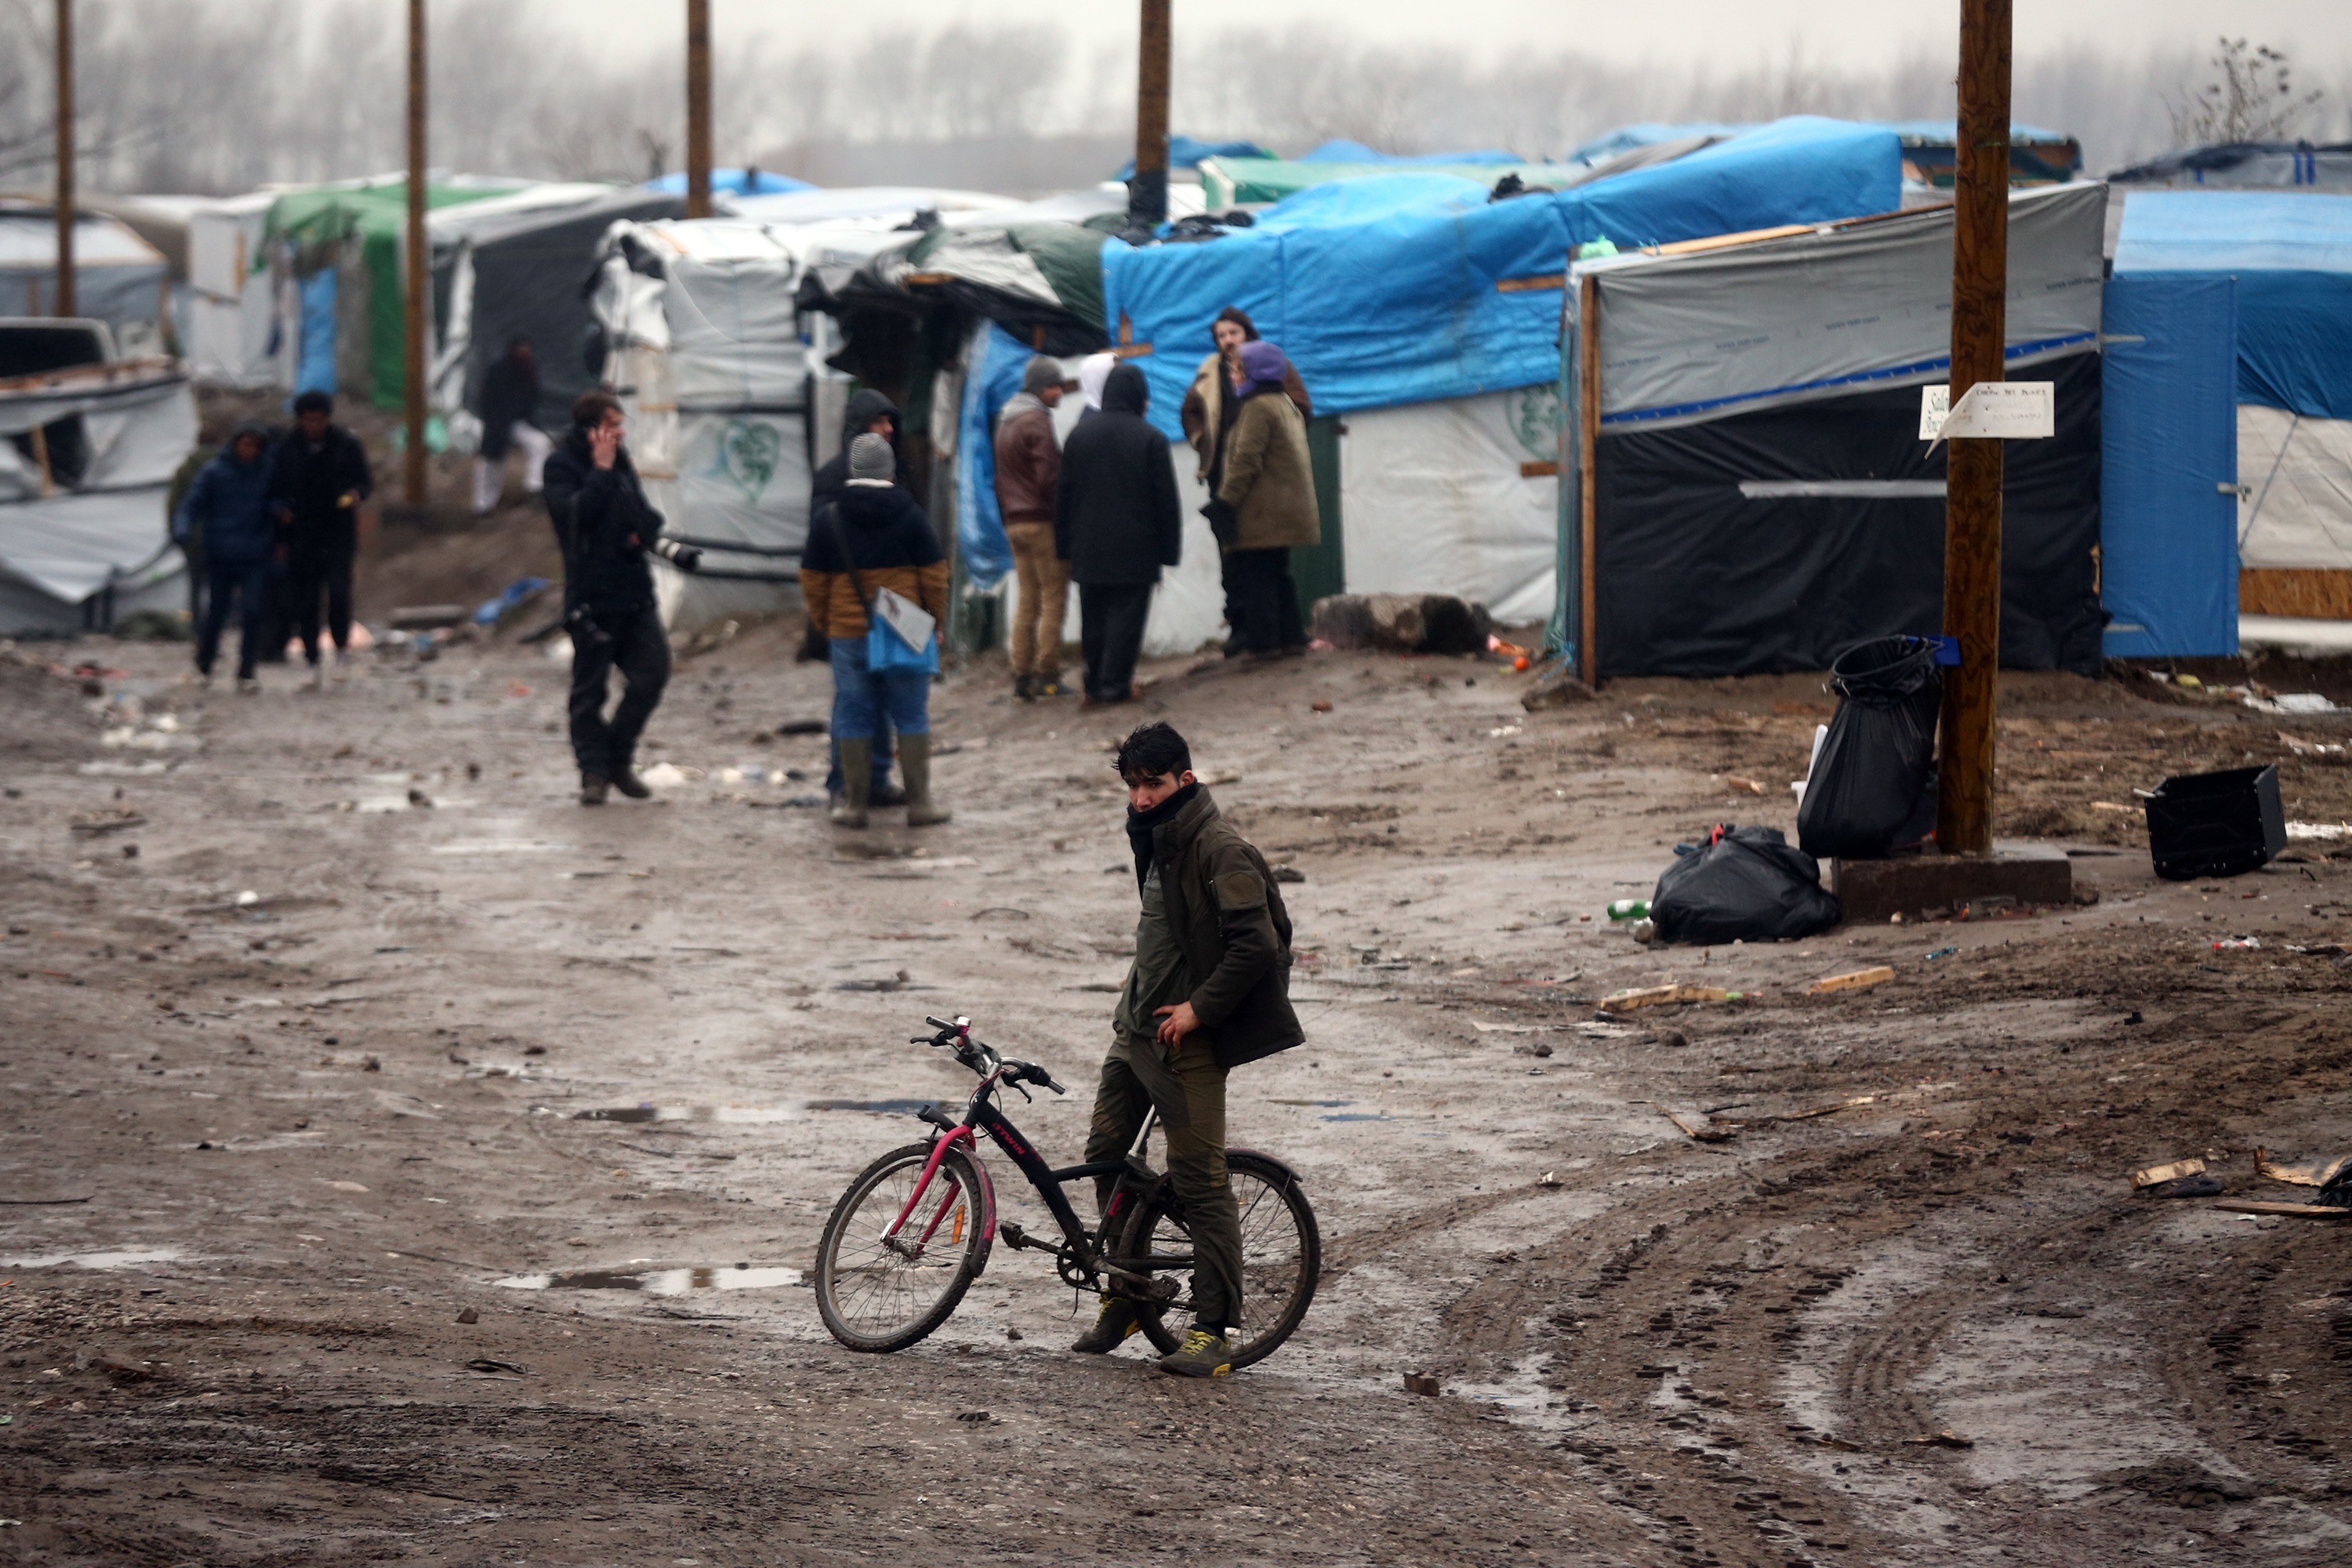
[1074,721,1302,1376]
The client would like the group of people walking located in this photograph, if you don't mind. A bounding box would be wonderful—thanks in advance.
[995,303,1321,709]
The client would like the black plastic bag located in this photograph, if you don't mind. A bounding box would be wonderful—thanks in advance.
[1650,824,1842,946]
[1797,635,1941,861]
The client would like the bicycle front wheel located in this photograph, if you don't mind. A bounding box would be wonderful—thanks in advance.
[815,1140,992,1352]
[1119,1149,1320,1370]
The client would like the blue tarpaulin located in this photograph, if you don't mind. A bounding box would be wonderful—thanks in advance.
[2113,191,2352,420]
[644,168,814,196]
[954,321,1036,590]
[2100,274,2241,657]
[1101,117,1903,435]
[296,268,336,397]
[1297,139,1522,165]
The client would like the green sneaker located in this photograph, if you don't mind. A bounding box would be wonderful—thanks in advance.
[1069,1296,1142,1354]
[1157,1327,1232,1378]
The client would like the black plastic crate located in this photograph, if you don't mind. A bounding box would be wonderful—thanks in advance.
[2142,764,2286,881]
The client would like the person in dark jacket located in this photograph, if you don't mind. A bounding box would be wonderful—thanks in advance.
[174,421,279,692]
[473,336,551,516]
[542,390,672,806]
[995,355,1067,700]
[1054,362,1180,707]
[1179,305,1312,657]
[270,390,374,686]
[800,434,952,829]
[1070,720,1301,1377]
[807,386,906,806]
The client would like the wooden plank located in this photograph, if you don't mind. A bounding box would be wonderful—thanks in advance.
[1497,273,1566,293]
[2239,568,2352,620]
[2131,1156,2207,1189]
[2212,1200,2352,1218]
[1577,272,1600,688]
[1519,460,1560,478]
[1599,984,1748,1013]
[2256,1149,2352,1187]
[1807,966,1895,996]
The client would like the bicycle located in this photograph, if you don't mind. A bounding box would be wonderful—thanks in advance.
[814,1014,1320,1371]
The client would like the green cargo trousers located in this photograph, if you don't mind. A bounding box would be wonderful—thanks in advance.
[1084,1027,1245,1330]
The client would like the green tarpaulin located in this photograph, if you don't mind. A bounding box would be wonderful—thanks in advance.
[1200,156,1566,207]
[264,183,519,408]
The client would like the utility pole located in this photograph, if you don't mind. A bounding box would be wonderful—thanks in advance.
[1130,0,1171,227]
[684,0,713,219]
[1935,0,2011,857]
[53,0,74,318]
[403,0,428,508]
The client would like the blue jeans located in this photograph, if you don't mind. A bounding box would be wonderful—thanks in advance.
[197,555,271,679]
[829,635,930,748]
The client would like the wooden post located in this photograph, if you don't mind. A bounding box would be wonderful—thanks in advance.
[684,0,713,219]
[402,0,428,509]
[1131,0,1171,227]
[1935,0,2012,857]
[53,0,74,318]
[1577,273,1600,688]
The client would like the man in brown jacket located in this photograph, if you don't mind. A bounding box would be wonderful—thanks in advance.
[1071,720,1302,1377]
[994,356,1068,699]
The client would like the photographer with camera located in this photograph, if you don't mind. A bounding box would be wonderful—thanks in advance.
[543,390,697,805]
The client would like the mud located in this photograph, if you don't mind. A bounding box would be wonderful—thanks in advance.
[2,622,2351,1566]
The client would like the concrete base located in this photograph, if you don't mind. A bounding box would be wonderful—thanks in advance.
[1830,844,2074,923]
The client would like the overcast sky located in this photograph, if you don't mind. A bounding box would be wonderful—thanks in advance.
[568,0,2342,71]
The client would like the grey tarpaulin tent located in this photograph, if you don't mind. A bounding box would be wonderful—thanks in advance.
[1557,180,2110,678]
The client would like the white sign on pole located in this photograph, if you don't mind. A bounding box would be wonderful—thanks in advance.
[1918,381,2055,443]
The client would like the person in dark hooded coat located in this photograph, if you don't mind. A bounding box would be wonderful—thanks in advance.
[807,387,909,804]
[1054,362,1180,706]
[173,420,280,691]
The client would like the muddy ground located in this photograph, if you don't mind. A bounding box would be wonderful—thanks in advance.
[5,610,2352,1567]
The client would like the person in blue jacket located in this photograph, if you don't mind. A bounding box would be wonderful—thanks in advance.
[172,421,281,691]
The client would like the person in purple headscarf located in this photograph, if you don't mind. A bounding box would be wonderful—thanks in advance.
[1214,339,1319,658]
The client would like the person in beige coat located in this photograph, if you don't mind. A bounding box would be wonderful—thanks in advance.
[1215,339,1319,657]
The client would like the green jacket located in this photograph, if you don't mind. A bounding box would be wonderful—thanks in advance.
[1216,390,1320,553]
[1147,786,1302,1069]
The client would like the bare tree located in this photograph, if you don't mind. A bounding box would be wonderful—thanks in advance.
[2167,38,2324,147]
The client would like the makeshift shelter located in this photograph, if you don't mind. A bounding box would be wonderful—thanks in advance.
[587,218,823,630]
[0,320,195,634]
[428,186,683,437]
[1556,180,2109,679]
[1570,122,2081,190]
[1066,118,1903,652]
[0,205,170,349]
[178,193,279,388]
[2114,191,2352,629]
[645,169,814,198]
[2108,142,2352,192]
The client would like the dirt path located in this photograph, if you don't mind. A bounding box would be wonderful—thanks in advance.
[4,630,2350,1566]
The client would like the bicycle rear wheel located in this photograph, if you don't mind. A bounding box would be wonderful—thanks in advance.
[1118,1150,1319,1370]
[816,1141,991,1352]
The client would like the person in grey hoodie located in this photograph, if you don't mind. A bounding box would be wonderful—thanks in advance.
[173,421,280,691]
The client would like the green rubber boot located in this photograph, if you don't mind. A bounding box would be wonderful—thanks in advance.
[901,734,952,827]
[831,738,872,828]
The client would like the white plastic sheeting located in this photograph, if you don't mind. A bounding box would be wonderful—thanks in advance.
[2239,405,2352,571]
[183,194,278,388]
[1339,388,1560,626]
[0,370,194,629]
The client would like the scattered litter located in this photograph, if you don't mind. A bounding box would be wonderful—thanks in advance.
[2280,732,2349,763]
[1488,725,1522,739]
[1606,898,1649,922]
[1269,865,1305,884]
[75,760,166,776]
[465,1357,528,1375]
[1403,1372,1442,1397]
[1512,1041,1555,1058]
[638,762,698,787]
[2212,936,2260,951]
[1598,984,1746,1014]
[2213,1200,2352,1220]
[456,1307,479,1324]
[2288,822,2350,841]
[1808,966,1894,996]
[1310,700,1333,713]
[326,1181,370,1193]
[1649,824,1840,946]
[1725,776,1765,796]
[1907,1431,1975,1450]
[1538,1171,1565,1188]
[1711,1094,1883,1128]
[1468,1020,1539,1033]
[234,890,259,906]
[2256,1150,2352,1188]
[2130,1158,2205,1189]
[1664,1109,1737,1144]
[2089,800,2138,813]
[1925,946,1959,960]
[775,719,826,735]
[68,808,145,837]
[495,1265,801,1294]
[2252,692,2337,714]
[431,840,571,855]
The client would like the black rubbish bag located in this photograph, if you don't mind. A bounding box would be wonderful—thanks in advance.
[1650,823,1843,946]
[1796,635,1942,861]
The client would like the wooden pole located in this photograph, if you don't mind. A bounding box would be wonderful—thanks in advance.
[53,0,74,318]
[1934,0,2012,857]
[1131,0,1171,227]
[1576,273,1600,688]
[402,0,427,508]
[684,0,713,219]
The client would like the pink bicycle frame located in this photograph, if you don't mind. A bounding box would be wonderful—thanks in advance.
[880,1120,999,1261]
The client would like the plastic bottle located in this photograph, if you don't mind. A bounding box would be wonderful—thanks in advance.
[1607,898,1649,921]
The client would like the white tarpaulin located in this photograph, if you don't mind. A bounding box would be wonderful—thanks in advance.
[1340,388,1560,626]
[183,194,278,388]
[2239,405,2352,571]
[1584,181,2107,429]
[0,370,194,625]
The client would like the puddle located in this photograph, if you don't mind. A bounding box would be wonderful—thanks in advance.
[806,1098,946,1116]
[0,1247,185,1271]
[565,1104,797,1124]
[1323,1112,1397,1123]
[494,1263,803,1294]
[1271,1098,1355,1109]
[430,839,569,855]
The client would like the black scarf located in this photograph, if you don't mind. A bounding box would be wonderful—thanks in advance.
[1126,782,1200,892]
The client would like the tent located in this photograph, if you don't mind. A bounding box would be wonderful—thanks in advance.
[587,217,829,630]
[427,186,683,437]
[1573,121,2080,189]
[2114,191,2352,626]
[2108,142,2352,192]
[177,193,280,388]
[1557,181,2109,679]
[644,169,814,198]
[0,204,170,350]
[0,322,195,634]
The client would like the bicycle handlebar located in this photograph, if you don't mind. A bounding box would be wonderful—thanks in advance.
[908,1015,1065,1097]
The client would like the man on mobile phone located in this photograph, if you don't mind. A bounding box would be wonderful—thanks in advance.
[1073,720,1302,1377]
[542,390,671,806]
